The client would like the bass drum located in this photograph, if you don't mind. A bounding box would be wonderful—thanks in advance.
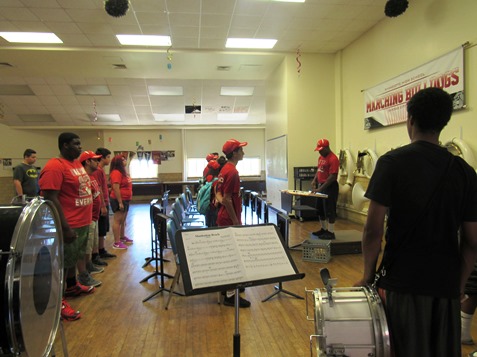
[0,197,63,357]
[311,286,390,357]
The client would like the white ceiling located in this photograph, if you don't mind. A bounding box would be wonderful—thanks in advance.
[0,0,386,128]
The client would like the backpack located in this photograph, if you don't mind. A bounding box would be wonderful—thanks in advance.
[197,178,218,215]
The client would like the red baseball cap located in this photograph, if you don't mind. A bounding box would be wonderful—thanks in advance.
[79,150,102,163]
[222,139,248,155]
[314,138,329,151]
[206,153,219,162]
[207,160,220,170]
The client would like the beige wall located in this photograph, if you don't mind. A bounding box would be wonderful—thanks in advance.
[339,0,477,159]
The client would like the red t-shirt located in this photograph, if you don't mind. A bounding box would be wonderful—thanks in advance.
[89,175,101,221]
[109,170,133,201]
[91,165,109,206]
[39,158,93,228]
[316,152,339,183]
[216,162,242,226]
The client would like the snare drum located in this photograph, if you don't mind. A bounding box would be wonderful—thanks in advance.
[310,286,390,357]
[0,197,63,357]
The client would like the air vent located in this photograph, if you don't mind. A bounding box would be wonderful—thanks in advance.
[217,66,231,71]
[112,64,127,69]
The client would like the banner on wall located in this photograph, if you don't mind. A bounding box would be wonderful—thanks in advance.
[364,47,464,130]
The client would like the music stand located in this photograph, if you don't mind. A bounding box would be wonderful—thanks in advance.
[262,212,304,302]
[175,224,305,357]
[141,213,174,303]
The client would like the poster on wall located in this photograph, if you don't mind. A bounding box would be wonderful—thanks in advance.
[152,151,162,165]
[364,47,464,130]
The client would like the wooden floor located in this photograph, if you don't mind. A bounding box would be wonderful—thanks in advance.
[52,202,477,357]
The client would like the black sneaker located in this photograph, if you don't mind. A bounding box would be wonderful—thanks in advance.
[312,228,328,236]
[99,250,117,259]
[92,256,108,266]
[223,295,251,308]
[320,231,336,240]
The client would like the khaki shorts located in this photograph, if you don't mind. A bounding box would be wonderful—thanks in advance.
[64,225,89,269]
[85,221,98,255]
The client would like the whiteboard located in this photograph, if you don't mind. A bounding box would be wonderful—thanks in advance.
[266,135,287,180]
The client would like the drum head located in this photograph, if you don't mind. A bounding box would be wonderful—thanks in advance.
[6,198,63,357]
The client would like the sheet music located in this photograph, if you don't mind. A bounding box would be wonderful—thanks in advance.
[182,230,246,289]
[181,226,295,289]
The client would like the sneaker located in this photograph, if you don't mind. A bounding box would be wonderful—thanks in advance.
[312,228,328,236]
[112,241,128,250]
[78,271,102,287]
[99,249,117,259]
[320,231,336,240]
[87,261,104,275]
[61,299,81,321]
[64,282,95,297]
[121,236,134,244]
[92,256,108,266]
[223,294,251,308]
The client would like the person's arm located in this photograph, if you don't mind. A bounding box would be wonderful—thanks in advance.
[112,182,124,211]
[42,189,77,243]
[355,199,387,286]
[13,179,23,196]
[459,221,477,296]
[222,192,240,225]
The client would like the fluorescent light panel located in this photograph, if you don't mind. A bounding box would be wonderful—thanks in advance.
[116,35,171,46]
[272,0,305,2]
[72,85,111,96]
[148,86,183,96]
[220,87,254,96]
[226,38,277,49]
[19,114,56,122]
[95,114,121,122]
[153,114,185,122]
[0,32,62,44]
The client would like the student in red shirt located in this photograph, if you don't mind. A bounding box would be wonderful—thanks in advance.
[109,155,133,250]
[310,138,340,240]
[216,139,250,308]
[39,132,95,321]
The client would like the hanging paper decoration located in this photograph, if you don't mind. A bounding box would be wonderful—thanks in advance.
[144,151,151,161]
[92,99,98,122]
[296,48,302,76]
[167,46,173,70]
[137,151,144,161]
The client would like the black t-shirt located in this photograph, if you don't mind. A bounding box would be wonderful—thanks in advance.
[366,141,477,298]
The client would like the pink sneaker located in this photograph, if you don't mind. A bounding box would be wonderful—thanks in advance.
[112,241,128,250]
[121,236,134,244]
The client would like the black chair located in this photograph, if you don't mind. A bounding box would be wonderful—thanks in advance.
[165,219,181,310]
[256,196,263,223]
[250,191,258,224]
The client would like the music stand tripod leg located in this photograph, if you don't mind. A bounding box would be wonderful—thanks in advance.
[261,282,304,302]
[233,288,241,357]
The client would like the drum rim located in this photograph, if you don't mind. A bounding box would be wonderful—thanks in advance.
[5,197,64,356]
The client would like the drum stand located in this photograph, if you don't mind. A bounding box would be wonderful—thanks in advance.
[51,320,69,357]
[261,282,303,302]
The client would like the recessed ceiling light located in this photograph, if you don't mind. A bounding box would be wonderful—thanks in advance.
[148,86,183,96]
[226,38,277,49]
[19,114,56,122]
[220,87,255,96]
[91,114,121,122]
[116,35,171,46]
[153,114,185,122]
[71,85,111,96]
[217,113,248,121]
[0,32,62,44]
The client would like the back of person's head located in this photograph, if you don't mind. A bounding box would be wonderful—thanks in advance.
[407,87,453,133]
[23,148,36,158]
[110,155,127,175]
[217,156,227,167]
[58,132,79,151]
[96,147,111,158]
